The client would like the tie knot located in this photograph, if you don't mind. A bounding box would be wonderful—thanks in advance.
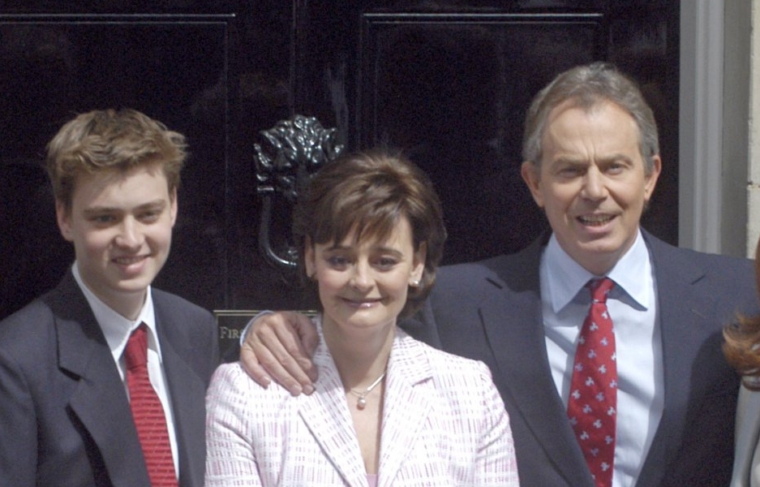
[588,277,614,303]
[124,323,148,370]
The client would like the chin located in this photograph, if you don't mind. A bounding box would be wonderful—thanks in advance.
[345,314,394,329]
[114,276,155,293]
[577,231,622,248]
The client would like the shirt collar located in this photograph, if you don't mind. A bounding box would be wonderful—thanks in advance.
[542,229,653,313]
[71,262,161,364]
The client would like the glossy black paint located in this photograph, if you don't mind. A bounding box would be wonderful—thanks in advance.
[0,2,679,342]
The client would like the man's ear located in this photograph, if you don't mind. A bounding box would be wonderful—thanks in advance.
[643,155,662,202]
[520,160,545,208]
[55,201,74,242]
[169,188,178,226]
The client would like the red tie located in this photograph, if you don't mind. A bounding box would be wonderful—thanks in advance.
[567,278,617,487]
[124,324,178,487]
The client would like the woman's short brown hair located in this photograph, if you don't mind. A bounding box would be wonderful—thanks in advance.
[293,150,447,318]
[46,108,187,211]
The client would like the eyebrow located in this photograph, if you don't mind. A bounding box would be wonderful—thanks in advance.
[551,154,633,165]
[82,199,168,215]
[326,243,405,256]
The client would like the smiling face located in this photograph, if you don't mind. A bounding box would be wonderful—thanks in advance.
[56,164,177,319]
[305,216,425,337]
[521,100,661,275]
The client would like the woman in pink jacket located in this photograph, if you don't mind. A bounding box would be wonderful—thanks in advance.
[205,150,519,486]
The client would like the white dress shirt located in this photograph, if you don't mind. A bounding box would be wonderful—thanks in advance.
[71,262,179,476]
[540,230,664,487]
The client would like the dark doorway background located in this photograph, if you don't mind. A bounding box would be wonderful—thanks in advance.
[0,1,679,355]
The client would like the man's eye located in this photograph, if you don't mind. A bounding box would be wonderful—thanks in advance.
[90,215,115,224]
[607,163,625,174]
[139,210,161,222]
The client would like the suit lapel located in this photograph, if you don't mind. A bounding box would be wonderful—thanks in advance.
[635,234,716,486]
[299,341,368,486]
[377,333,433,487]
[298,328,435,486]
[479,237,593,487]
[49,272,150,487]
[155,301,208,487]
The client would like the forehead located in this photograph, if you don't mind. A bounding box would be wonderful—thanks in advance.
[69,165,171,205]
[323,215,414,250]
[542,101,641,158]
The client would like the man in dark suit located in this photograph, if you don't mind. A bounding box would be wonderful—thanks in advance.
[239,63,758,486]
[0,109,219,487]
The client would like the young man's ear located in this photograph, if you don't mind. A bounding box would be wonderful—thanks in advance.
[55,201,74,242]
[169,188,178,226]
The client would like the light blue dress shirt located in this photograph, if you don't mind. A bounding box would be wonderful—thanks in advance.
[540,230,664,487]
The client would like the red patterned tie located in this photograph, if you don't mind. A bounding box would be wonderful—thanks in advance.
[124,324,178,487]
[567,278,617,487]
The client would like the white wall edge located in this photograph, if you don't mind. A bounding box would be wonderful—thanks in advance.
[679,0,724,254]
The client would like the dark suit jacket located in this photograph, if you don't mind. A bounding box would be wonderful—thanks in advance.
[404,231,758,487]
[0,271,219,487]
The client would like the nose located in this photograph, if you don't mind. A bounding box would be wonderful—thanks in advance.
[114,218,143,249]
[349,261,373,291]
[581,166,607,200]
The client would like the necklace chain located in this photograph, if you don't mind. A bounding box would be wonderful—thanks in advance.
[348,372,386,410]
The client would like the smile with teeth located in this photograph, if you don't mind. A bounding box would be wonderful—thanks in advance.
[343,298,382,308]
[578,214,614,226]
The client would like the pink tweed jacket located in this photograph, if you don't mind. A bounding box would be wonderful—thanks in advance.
[205,323,519,487]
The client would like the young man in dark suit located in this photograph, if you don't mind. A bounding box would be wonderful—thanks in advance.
[0,109,219,487]
[239,63,758,487]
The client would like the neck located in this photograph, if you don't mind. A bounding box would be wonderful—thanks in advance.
[322,316,394,390]
[79,273,146,321]
[100,289,146,321]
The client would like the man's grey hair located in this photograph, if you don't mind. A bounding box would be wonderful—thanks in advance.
[522,62,659,175]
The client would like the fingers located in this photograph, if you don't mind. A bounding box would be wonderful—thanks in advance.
[291,312,320,382]
[238,311,317,396]
[239,340,272,386]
